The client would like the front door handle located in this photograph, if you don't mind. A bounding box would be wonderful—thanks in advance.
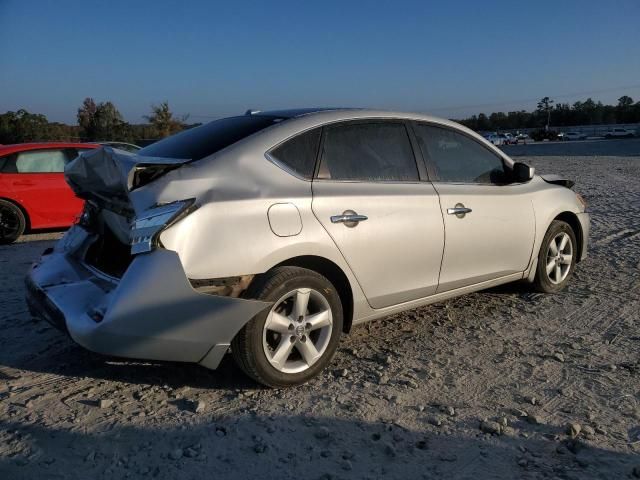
[331,210,368,228]
[447,203,472,218]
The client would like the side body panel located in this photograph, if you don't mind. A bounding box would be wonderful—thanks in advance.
[0,172,83,228]
[311,181,444,308]
[523,179,589,279]
[433,182,536,292]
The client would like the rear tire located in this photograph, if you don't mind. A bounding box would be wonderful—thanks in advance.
[533,220,577,293]
[232,266,343,387]
[0,199,26,245]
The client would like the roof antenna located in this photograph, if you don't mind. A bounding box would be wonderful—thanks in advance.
[245,109,261,115]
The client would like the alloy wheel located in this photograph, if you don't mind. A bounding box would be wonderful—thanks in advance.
[262,288,333,374]
[545,232,573,284]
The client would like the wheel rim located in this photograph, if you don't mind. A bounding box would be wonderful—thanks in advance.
[262,288,333,374]
[545,232,573,284]
[0,205,21,241]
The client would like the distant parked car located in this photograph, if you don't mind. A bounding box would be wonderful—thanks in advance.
[97,141,141,152]
[515,133,529,144]
[561,132,587,141]
[530,129,560,142]
[0,142,98,244]
[604,128,635,139]
[483,133,504,146]
[502,133,518,145]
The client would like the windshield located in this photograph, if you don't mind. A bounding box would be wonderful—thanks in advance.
[139,115,282,160]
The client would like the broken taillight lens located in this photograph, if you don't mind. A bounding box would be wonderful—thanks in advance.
[130,199,195,255]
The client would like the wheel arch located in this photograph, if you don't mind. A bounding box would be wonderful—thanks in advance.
[553,211,583,262]
[0,196,31,231]
[272,255,354,333]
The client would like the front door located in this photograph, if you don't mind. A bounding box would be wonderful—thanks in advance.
[411,122,536,292]
[311,121,445,309]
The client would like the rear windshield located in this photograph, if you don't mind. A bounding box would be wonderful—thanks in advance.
[139,115,282,160]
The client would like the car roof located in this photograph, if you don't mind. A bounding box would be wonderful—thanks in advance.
[0,142,99,156]
[250,108,359,118]
[250,107,471,131]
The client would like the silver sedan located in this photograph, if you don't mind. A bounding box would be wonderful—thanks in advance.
[26,109,590,387]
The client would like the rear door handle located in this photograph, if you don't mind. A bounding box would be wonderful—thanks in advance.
[331,210,368,228]
[447,203,472,218]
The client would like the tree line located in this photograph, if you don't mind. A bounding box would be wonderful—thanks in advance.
[457,95,640,132]
[0,98,197,145]
[1,95,639,145]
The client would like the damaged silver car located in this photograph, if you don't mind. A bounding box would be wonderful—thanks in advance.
[26,109,590,387]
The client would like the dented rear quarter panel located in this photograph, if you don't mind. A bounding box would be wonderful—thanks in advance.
[154,134,372,320]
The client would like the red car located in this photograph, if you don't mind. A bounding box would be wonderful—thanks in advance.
[0,142,98,244]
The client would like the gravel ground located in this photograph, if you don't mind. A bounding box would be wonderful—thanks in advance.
[1,151,639,479]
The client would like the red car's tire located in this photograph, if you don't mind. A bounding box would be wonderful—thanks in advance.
[0,199,26,244]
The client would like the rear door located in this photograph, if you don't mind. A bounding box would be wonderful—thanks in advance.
[311,120,445,309]
[1,148,82,227]
[412,122,535,292]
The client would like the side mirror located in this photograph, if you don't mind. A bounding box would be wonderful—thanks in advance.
[512,162,535,182]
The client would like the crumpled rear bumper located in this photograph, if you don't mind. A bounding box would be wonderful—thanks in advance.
[25,226,271,369]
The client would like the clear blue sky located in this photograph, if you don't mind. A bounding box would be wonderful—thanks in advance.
[1,0,639,123]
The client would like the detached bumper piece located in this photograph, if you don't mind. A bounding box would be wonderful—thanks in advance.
[25,226,271,369]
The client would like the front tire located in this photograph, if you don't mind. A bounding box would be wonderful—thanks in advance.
[533,220,577,293]
[232,266,343,387]
[0,199,26,245]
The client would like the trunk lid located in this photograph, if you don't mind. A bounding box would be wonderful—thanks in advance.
[65,147,189,216]
[65,147,190,248]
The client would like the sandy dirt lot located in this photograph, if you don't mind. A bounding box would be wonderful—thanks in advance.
[1,145,639,479]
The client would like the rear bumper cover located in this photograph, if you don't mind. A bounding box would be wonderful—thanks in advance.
[25,226,271,369]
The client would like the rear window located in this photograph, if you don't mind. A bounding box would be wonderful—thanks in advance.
[139,115,282,160]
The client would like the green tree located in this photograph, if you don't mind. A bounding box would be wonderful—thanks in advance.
[616,95,635,123]
[77,97,98,139]
[93,101,127,140]
[617,95,634,108]
[76,98,131,141]
[476,113,490,131]
[536,97,554,130]
[0,110,50,143]
[145,101,187,138]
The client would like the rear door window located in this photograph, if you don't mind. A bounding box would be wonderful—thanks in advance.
[12,149,69,173]
[268,128,321,179]
[413,123,506,184]
[317,122,419,182]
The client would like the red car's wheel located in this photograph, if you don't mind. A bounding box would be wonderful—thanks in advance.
[0,199,26,244]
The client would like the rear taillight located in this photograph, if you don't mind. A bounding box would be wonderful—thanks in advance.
[130,199,195,254]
